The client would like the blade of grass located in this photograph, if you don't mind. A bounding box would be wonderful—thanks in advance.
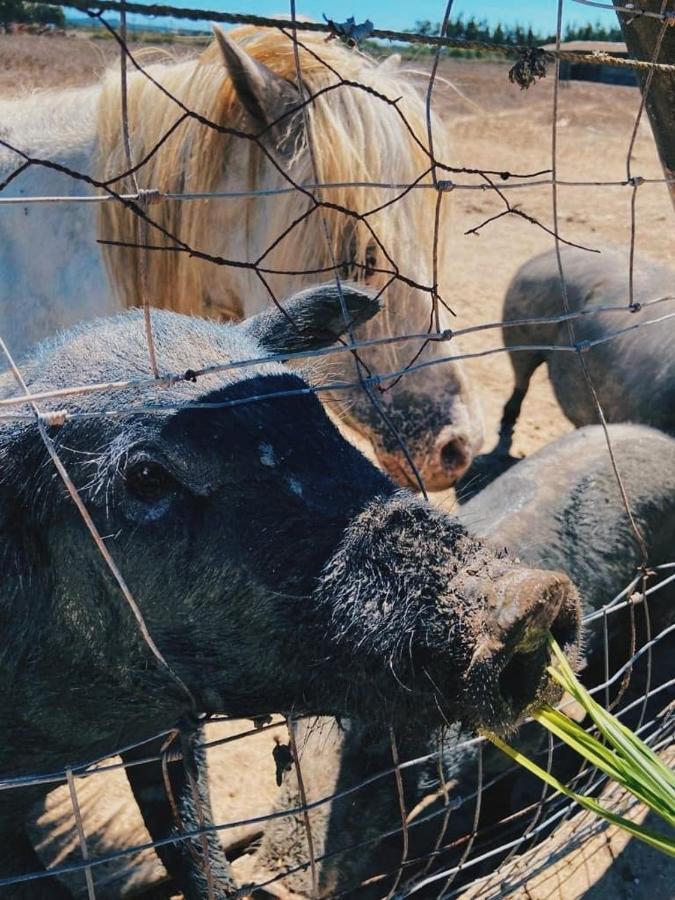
[534,706,674,825]
[485,731,675,857]
[548,640,675,802]
[486,635,674,856]
[548,640,674,787]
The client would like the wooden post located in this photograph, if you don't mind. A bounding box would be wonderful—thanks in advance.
[613,1,675,211]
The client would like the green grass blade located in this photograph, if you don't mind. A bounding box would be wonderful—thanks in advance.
[534,707,675,825]
[547,639,675,804]
[485,731,675,857]
[534,707,629,780]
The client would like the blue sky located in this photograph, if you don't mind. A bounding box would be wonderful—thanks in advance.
[110,1,618,35]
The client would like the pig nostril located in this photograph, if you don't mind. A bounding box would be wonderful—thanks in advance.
[440,438,468,474]
[498,585,581,715]
[498,644,549,713]
[549,596,581,659]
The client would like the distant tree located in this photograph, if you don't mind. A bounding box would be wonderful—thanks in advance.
[446,13,464,39]
[409,15,622,56]
[512,24,527,45]
[413,19,436,37]
[0,0,65,29]
[29,3,65,25]
[564,19,622,42]
[0,0,24,29]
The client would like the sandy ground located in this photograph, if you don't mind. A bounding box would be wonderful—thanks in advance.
[457,750,675,900]
[3,31,674,899]
[0,32,203,94]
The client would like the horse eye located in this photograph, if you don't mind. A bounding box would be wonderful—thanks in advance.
[124,460,177,504]
[365,244,377,278]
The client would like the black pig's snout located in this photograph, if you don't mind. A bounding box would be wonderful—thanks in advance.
[463,569,582,730]
[493,570,579,654]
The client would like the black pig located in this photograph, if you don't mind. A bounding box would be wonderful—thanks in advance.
[0,285,580,897]
[252,424,675,897]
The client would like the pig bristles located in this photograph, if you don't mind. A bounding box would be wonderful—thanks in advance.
[0,335,198,711]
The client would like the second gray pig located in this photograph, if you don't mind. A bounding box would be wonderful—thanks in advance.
[498,245,675,453]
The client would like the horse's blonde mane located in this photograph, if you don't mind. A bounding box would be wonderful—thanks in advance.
[97,27,448,333]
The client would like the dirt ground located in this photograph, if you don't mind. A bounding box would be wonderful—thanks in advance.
[0,31,204,94]
[3,31,674,900]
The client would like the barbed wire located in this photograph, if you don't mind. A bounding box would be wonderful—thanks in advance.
[31,0,675,73]
[1,0,674,896]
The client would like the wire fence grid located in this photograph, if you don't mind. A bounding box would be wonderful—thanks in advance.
[0,0,674,897]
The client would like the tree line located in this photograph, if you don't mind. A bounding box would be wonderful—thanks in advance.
[412,16,623,46]
[1,0,66,29]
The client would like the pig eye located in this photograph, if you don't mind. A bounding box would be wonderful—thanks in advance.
[124,460,177,504]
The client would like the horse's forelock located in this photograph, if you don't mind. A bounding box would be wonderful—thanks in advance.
[95,26,449,350]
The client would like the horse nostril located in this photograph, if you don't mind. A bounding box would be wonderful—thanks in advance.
[439,436,470,476]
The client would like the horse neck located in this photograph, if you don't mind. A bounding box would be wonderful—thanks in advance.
[0,85,101,166]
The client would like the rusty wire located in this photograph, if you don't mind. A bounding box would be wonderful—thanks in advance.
[625,0,671,309]
[29,0,675,69]
[118,0,160,378]
[66,767,97,899]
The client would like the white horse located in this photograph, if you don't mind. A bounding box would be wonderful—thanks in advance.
[0,26,483,487]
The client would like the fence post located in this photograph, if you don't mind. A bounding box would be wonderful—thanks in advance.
[613,1,675,212]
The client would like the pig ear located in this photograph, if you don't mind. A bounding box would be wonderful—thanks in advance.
[241,282,381,354]
[213,26,302,154]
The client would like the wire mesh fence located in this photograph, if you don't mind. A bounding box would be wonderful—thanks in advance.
[0,0,674,896]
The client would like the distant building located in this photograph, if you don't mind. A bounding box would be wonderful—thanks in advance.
[542,40,637,86]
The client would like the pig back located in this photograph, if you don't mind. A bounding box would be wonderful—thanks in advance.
[457,424,675,628]
[506,246,675,429]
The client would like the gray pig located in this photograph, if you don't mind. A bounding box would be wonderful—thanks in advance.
[500,245,675,454]
[0,285,580,899]
[452,422,675,883]
[252,423,675,897]
[458,246,675,499]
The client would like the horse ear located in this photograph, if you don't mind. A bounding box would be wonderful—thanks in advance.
[378,54,402,71]
[213,26,303,154]
[241,283,381,354]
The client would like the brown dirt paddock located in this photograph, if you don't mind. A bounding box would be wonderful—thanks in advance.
[3,31,674,899]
